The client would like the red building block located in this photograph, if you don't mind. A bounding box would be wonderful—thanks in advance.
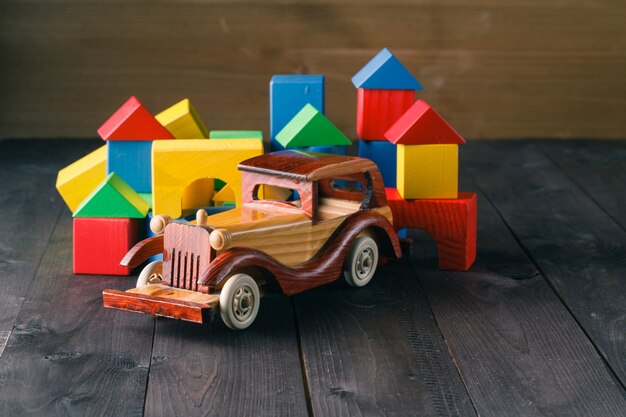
[385,188,477,270]
[356,89,414,140]
[385,99,465,145]
[97,96,175,141]
[73,218,141,275]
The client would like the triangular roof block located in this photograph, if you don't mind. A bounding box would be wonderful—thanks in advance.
[385,100,465,145]
[351,48,423,90]
[275,104,351,148]
[98,96,175,141]
[156,98,209,139]
[74,173,150,218]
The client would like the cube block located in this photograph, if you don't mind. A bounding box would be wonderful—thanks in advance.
[73,218,141,275]
[356,89,414,140]
[358,140,397,187]
[107,140,152,193]
[397,144,458,199]
[155,98,209,139]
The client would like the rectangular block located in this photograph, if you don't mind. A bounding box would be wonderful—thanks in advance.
[397,144,458,199]
[270,75,324,151]
[73,218,141,275]
[356,88,414,140]
[358,140,397,187]
[107,141,152,193]
[209,130,263,141]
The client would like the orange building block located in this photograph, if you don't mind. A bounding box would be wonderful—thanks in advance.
[386,188,477,270]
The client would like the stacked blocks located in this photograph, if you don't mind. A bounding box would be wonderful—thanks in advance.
[56,145,107,212]
[275,103,351,153]
[386,100,466,199]
[155,98,209,139]
[352,48,422,140]
[72,173,148,275]
[270,75,324,151]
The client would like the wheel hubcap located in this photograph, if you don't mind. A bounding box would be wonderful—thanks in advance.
[232,285,255,321]
[356,248,375,280]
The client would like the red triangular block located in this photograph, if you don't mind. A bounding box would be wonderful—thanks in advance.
[385,100,465,145]
[97,96,174,141]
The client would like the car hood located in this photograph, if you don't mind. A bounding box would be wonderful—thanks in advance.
[204,203,311,234]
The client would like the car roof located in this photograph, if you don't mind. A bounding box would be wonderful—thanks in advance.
[238,150,378,181]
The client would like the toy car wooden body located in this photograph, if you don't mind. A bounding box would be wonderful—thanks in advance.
[103,151,403,329]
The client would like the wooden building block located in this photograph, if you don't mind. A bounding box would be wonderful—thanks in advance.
[209,130,263,141]
[97,96,175,141]
[155,98,209,139]
[138,193,152,208]
[385,99,466,145]
[386,188,477,270]
[358,140,397,187]
[356,89,415,140]
[270,75,324,150]
[152,139,263,218]
[56,145,107,212]
[276,104,351,148]
[73,217,141,275]
[397,144,458,199]
[352,48,423,90]
[107,140,152,193]
[211,185,235,206]
[74,173,150,218]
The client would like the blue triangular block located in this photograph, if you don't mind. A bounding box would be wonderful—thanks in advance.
[352,48,423,90]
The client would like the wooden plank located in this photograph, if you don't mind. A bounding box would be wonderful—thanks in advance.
[408,170,626,416]
[463,141,626,390]
[537,140,626,229]
[0,139,99,355]
[143,294,309,417]
[0,213,155,416]
[294,260,476,416]
[1,2,626,139]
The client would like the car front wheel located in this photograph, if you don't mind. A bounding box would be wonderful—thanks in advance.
[343,235,379,287]
[219,273,260,330]
[136,260,163,287]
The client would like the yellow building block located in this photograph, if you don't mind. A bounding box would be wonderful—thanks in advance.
[397,144,458,199]
[152,139,263,218]
[155,98,209,139]
[55,145,107,212]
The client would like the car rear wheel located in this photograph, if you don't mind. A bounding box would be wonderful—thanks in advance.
[136,260,163,287]
[219,273,260,330]
[343,236,379,287]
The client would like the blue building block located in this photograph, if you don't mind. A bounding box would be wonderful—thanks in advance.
[107,141,152,193]
[352,48,423,90]
[358,140,397,187]
[293,145,347,155]
[270,75,325,151]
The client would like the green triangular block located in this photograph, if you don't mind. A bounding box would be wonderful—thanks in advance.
[74,172,150,218]
[275,104,351,148]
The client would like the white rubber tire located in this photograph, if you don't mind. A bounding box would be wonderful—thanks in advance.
[343,236,379,288]
[219,273,260,330]
[136,261,163,288]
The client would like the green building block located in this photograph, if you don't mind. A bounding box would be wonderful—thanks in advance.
[275,104,351,148]
[74,173,150,218]
[209,130,263,141]
[138,193,152,209]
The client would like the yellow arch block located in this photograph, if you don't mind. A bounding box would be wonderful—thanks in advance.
[56,145,107,212]
[152,139,263,218]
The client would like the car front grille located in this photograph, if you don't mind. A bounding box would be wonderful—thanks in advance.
[163,223,212,291]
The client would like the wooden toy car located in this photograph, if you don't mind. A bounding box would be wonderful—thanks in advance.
[103,151,404,329]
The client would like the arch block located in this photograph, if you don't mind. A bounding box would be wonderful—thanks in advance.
[152,139,263,218]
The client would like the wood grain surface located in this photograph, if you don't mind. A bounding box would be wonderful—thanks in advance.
[1,1,626,140]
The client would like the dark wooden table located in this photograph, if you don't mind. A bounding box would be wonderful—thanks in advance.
[0,139,624,417]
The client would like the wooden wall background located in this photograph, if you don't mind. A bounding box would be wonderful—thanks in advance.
[1,0,625,140]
